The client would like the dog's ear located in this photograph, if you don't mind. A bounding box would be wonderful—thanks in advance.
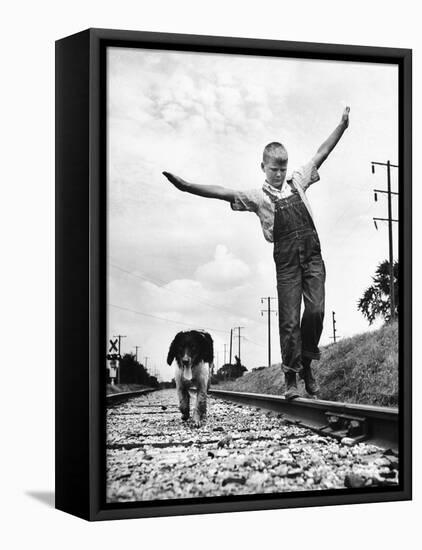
[167,332,183,365]
[201,332,214,363]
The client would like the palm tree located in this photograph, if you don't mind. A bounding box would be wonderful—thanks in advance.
[357,260,399,324]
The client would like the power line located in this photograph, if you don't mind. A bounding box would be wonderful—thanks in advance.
[333,203,376,250]
[326,170,388,232]
[109,303,230,334]
[243,336,265,348]
[333,165,398,253]
[109,261,261,325]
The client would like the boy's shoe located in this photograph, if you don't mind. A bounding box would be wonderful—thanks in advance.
[302,365,319,396]
[284,371,300,400]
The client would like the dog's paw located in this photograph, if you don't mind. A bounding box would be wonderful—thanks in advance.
[192,415,206,428]
[180,406,190,421]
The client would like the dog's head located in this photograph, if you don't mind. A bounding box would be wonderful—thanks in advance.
[167,331,214,381]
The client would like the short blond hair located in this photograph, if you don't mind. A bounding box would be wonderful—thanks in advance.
[263,142,288,164]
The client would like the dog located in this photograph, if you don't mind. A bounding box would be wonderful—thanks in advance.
[167,330,214,427]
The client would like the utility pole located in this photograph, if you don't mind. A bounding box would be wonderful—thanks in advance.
[261,297,277,369]
[229,329,233,365]
[144,356,149,371]
[134,345,141,362]
[371,160,399,320]
[113,334,126,356]
[330,311,338,343]
[113,334,126,384]
[233,326,245,363]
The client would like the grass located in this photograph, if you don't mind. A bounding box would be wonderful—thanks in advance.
[213,320,398,407]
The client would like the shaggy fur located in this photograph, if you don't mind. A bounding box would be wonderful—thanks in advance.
[167,331,214,426]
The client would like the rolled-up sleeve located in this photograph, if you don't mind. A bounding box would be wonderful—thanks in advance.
[230,189,261,212]
[293,161,320,191]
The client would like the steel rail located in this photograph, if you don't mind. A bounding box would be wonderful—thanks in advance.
[209,389,398,450]
[106,388,157,402]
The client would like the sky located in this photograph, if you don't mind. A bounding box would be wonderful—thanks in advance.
[106,46,398,382]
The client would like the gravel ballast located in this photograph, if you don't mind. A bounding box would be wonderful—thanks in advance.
[106,389,398,503]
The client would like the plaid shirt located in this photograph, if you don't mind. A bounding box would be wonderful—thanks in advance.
[230,161,320,243]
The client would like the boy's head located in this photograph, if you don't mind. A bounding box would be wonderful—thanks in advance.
[261,142,288,189]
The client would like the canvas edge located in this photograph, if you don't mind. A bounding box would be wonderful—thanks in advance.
[55,27,412,522]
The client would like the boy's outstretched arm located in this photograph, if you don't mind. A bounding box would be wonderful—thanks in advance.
[162,172,236,202]
[312,107,350,169]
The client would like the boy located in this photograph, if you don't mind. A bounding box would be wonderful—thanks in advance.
[163,107,350,399]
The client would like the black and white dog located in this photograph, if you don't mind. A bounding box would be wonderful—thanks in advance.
[167,330,214,427]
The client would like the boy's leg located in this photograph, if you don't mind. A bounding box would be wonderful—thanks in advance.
[301,250,326,395]
[300,356,319,396]
[276,258,302,399]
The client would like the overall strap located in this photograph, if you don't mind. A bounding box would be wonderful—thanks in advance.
[291,178,315,224]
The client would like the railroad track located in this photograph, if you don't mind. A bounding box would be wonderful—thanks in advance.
[106,387,157,403]
[209,389,398,451]
[106,389,399,502]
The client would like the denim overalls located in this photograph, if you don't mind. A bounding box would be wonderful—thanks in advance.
[272,191,326,374]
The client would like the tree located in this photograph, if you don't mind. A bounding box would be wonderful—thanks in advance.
[118,353,159,387]
[215,361,247,381]
[358,260,399,325]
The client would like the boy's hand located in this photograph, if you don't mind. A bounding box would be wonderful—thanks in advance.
[341,106,350,128]
[162,171,189,191]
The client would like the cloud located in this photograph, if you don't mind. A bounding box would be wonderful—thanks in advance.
[194,244,251,290]
[154,278,213,315]
[108,48,279,138]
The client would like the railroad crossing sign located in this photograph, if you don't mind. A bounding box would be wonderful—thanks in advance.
[107,338,121,361]
[109,339,118,353]
[107,338,122,383]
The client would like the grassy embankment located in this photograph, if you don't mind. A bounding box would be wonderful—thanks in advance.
[213,321,398,407]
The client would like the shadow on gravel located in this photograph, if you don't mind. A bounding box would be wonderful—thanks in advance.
[26,491,55,508]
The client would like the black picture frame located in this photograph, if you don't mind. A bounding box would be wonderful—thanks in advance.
[55,28,412,521]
